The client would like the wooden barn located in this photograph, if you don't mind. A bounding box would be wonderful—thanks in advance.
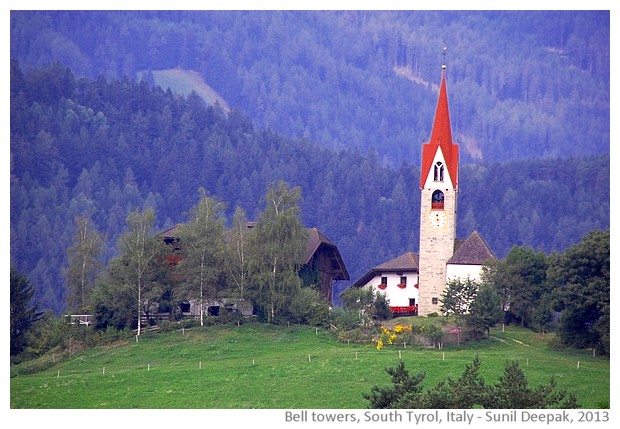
[158,223,349,317]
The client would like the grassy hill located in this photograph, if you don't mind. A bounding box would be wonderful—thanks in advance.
[139,68,231,111]
[10,323,609,409]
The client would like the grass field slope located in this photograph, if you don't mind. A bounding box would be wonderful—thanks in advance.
[10,324,609,409]
[141,68,231,112]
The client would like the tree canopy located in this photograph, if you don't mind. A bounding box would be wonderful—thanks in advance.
[548,230,610,353]
[10,61,609,315]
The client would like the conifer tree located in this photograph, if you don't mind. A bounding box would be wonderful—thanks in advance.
[423,355,487,408]
[467,282,503,338]
[363,361,426,408]
[484,360,580,408]
[10,269,43,356]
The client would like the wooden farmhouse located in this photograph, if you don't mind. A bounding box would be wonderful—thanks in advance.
[158,223,349,318]
[303,227,351,304]
[349,62,496,316]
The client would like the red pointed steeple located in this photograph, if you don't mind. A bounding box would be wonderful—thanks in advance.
[419,68,459,188]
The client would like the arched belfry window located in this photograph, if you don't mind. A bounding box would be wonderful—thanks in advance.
[434,161,444,182]
[432,190,444,209]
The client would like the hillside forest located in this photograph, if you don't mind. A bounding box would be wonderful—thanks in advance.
[9,11,610,315]
[10,60,609,314]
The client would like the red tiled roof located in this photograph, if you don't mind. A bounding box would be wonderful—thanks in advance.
[420,69,459,189]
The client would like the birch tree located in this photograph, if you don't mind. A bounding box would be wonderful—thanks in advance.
[225,206,251,309]
[177,189,227,326]
[250,181,308,322]
[115,208,165,335]
[65,216,104,312]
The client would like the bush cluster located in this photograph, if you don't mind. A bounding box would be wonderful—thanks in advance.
[365,356,580,409]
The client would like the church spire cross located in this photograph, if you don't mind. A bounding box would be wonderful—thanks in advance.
[419,60,459,189]
[442,46,447,70]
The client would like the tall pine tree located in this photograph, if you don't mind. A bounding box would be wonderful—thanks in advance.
[10,269,43,356]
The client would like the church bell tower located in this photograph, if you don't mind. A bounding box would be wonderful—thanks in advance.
[417,62,459,316]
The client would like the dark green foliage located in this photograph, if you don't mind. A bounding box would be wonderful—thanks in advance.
[10,269,43,356]
[93,274,135,331]
[22,313,67,358]
[298,258,321,290]
[531,292,555,334]
[482,245,551,326]
[365,357,580,409]
[363,361,427,409]
[340,287,391,325]
[10,11,609,164]
[485,360,580,409]
[548,230,610,353]
[341,287,375,312]
[110,208,168,335]
[10,58,609,317]
[467,283,503,337]
[279,287,331,326]
[331,308,366,331]
[423,355,487,408]
[372,292,392,321]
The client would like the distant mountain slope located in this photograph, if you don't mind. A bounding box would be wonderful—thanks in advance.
[138,68,231,112]
[10,10,609,164]
[10,62,610,313]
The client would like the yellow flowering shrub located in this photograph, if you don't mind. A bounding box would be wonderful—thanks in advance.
[374,325,412,350]
[393,325,412,334]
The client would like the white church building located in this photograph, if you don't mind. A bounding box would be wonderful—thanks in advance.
[350,63,496,316]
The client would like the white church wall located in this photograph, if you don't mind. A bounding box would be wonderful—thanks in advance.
[446,263,483,283]
[364,272,419,307]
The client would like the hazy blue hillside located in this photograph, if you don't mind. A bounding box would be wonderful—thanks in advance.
[10,10,609,165]
[9,10,610,314]
[10,62,609,313]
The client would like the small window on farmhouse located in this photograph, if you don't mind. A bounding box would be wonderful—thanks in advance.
[409,298,416,306]
[432,297,439,305]
[400,276,407,285]
[381,277,388,285]
[434,162,444,182]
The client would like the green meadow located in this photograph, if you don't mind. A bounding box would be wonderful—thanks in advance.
[10,323,609,409]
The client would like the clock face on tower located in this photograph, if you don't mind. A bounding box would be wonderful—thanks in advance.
[428,211,447,229]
